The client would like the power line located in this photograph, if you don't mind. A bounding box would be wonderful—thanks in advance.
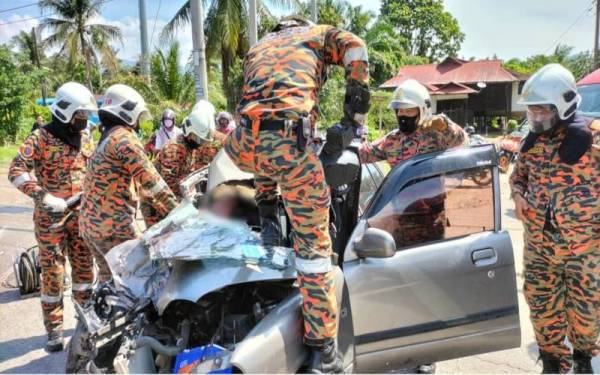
[0,0,115,27]
[0,2,39,14]
[0,13,52,26]
[544,0,595,54]
[149,0,162,48]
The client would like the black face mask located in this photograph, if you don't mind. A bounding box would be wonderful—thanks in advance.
[71,117,88,132]
[397,115,418,134]
[184,137,201,149]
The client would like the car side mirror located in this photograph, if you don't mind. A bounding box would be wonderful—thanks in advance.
[354,228,396,259]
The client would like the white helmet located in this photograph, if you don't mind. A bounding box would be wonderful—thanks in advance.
[50,82,98,123]
[99,84,151,126]
[518,63,581,120]
[389,79,432,123]
[183,100,216,143]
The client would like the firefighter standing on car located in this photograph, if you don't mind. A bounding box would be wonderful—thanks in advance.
[8,82,97,352]
[510,64,599,374]
[223,16,370,372]
[142,100,223,227]
[360,79,467,168]
[80,84,178,282]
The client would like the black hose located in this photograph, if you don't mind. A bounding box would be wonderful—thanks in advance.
[133,320,190,356]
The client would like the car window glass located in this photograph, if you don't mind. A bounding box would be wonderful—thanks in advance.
[366,167,494,249]
[578,84,600,118]
[359,163,385,213]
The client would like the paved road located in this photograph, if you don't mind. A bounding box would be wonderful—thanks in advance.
[0,166,597,373]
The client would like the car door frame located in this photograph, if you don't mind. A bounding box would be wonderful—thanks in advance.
[342,145,521,372]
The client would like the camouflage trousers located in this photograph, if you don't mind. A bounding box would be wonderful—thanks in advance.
[224,124,337,346]
[82,235,132,283]
[523,221,599,373]
[35,211,94,334]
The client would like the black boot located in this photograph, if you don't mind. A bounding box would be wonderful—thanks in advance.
[258,200,282,246]
[308,341,343,374]
[573,350,593,374]
[46,331,64,352]
[539,351,561,374]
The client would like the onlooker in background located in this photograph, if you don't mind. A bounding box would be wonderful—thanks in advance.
[31,115,45,133]
[215,111,235,135]
[144,109,182,157]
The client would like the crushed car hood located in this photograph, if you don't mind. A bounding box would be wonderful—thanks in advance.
[155,259,297,314]
[105,200,297,313]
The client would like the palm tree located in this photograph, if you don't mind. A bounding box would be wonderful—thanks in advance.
[39,0,123,92]
[11,27,48,103]
[150,41,195,104]
[161,0,297,109]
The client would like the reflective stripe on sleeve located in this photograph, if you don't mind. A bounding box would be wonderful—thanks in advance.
[12,173,32,188]
[343,46,368,66]
[40,293,62,304]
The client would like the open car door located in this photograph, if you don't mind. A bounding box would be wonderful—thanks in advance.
[343,145,520,372]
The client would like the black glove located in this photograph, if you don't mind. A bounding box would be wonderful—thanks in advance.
[344,80,371,126]
[322,120,355,156]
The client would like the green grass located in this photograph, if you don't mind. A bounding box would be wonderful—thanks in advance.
[0,145,19,166]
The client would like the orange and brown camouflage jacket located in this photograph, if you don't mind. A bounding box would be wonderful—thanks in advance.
[510,117,600,256]
[80,126,177,240]
[190,132,226,172]
[8,128,94,218]
[360,115,467,167]
[238,24,369,121]
[155,132,226,198]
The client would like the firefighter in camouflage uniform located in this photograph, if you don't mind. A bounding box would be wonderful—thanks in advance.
[142,100,223,227]
[361,79,467,255]
[360,79,467,167]
[80,84,178,282]
[8,82,97,352]
[223,16,370,373]
[510,64,599,374]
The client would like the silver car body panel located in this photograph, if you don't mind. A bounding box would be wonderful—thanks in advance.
[342,146,520,371]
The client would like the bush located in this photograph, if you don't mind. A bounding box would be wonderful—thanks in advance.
[507,119,518,133]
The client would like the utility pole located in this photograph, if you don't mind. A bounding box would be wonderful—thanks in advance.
[190,0,209,100]
[310,0,318,23]
[595,0,600,69]
[249,0,258,45]
[138,0,149,77]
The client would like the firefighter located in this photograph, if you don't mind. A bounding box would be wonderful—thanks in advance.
[510,64,599,374]
[141,100,222,227]
[223,15,370,372]
[360,79,467,167]
[80,84,178,282]
[8,82,97,352]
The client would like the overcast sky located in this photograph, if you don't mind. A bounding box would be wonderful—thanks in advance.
[0,0,596,63]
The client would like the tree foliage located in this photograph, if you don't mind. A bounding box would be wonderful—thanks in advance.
[150,41,195,105]
[0,46,35,144]
[504,44,594,81]
[380,0,464,61]
[39,0,123,92]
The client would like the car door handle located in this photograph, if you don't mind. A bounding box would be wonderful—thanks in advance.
[471,248,497,266]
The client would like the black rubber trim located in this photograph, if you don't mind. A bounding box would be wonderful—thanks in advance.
[355,305,518,345]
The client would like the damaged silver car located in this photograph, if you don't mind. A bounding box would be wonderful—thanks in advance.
[66,142,521,373]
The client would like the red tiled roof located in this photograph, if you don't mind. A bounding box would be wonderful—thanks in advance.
[381,57,522,89]
[578,68,600,86]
